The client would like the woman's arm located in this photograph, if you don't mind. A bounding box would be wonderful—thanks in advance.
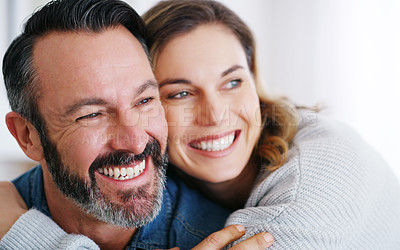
[0,182,272,249]
[0,182,27,239]
[226,118,400,248]
[0,182,99,250]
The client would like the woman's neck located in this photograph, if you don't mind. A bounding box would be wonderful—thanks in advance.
[178,157,260,211]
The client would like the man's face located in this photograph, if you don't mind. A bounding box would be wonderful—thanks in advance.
[32,26,168,227]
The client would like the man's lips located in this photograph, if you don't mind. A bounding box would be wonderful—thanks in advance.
[188,130,239,152]
[97,159,146,181]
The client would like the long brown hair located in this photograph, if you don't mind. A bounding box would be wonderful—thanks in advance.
[143,0,299,172]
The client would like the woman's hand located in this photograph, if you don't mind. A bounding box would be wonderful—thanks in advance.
[159,225,274,250]
[0,182,28,239]
[193,225,273,249]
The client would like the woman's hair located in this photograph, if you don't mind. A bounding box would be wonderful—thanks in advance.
[143,0,299,172]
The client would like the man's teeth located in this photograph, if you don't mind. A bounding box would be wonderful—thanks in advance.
[97,159,145,180]
[191,133,235,151]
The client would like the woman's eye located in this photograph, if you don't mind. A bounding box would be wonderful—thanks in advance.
[76,112,101,121]
[135,97,154,106]
[223,79,242,90]
[167,91,191,99]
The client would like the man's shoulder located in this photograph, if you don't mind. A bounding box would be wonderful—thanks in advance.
[12,165,48,214]
[164,170,230,247]
[129,170,230,249]
[166,170,229,219]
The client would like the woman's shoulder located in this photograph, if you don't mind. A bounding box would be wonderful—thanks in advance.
[250,110,398,207]
[227,111,400,248]
[294,109,360,144]
[289,110,387,177]
[293,110,365,166]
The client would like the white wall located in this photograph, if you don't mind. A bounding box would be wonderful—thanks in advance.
[243,0,400,179]
[1,0,399,181]
[0,0,39,181]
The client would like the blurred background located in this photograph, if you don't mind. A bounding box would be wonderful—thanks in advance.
[0,0,399,181]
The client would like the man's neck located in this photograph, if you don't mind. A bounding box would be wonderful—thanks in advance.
[42,172,136,250]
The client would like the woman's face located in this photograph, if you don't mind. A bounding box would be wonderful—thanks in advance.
[155,24,262,183]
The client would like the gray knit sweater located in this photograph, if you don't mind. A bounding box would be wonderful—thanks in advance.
[226,111,400,249]
[0,209,98,249]
[1,112,399,249]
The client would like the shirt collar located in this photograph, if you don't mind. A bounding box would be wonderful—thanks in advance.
[127,188,172,249]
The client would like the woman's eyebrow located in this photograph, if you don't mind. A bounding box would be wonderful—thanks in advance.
[159,79,191,88]
[221,65,244,77]
[159,65,244,88]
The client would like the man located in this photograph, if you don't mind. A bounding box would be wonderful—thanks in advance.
[0,0,273,249]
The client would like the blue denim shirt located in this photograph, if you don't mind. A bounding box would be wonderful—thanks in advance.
[13,166,229,250]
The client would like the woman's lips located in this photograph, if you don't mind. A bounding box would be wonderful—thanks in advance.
[188,130,239,152]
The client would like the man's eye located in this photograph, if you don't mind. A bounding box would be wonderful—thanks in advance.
[223,79,242,90]
[135,97,154,106]
[76,112,101,121]
[167,91,191,99]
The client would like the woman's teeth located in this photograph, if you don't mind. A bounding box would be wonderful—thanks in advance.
[97,159,145,180]
[190,133,235,151]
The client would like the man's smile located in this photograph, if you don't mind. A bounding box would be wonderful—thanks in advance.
[98,159,146,180]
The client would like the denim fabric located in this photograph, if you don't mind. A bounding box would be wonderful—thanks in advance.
[13,166,229,250]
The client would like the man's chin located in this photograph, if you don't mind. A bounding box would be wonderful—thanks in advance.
[80,159,165,228]
[43,135,167,228]
[82,178,164,228]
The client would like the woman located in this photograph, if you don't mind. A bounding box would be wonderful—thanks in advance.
[2,0,400,249]
[143,0,298,211]
[142,0,400,248]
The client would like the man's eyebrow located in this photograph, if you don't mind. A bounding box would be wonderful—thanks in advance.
[221,65,244,77]
[159,79,191,88]
[136,79,159,96]
[64,98,109,117]
[63,80,157,117]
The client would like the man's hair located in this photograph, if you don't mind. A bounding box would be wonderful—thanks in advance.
[2,0,149,132]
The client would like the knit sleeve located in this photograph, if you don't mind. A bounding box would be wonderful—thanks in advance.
[225,117,400,249]
[0,209,99,250]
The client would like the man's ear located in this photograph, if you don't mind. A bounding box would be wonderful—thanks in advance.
[5,111,44,161]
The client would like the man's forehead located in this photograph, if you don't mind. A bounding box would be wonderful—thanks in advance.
[33,26,149,70]
[32,26,156,113]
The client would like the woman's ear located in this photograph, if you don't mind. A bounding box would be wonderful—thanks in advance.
[5,111,44,161]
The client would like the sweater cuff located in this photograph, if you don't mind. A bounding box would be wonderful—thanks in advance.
[0,209,99,250]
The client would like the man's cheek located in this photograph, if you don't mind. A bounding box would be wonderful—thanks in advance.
[144,113,168,152]
[62,136,102,170]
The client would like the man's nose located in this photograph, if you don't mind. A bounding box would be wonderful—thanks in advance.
[108,110,149,154]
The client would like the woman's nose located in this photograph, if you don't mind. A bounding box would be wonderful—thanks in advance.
[195,93,228,126]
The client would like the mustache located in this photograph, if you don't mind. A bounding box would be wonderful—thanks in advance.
[89,138,161,174]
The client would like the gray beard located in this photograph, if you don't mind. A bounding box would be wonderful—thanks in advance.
[40,132,167,228]
[76,165,166,228]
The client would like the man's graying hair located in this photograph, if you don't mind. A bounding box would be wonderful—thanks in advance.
[2,0,150,132]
